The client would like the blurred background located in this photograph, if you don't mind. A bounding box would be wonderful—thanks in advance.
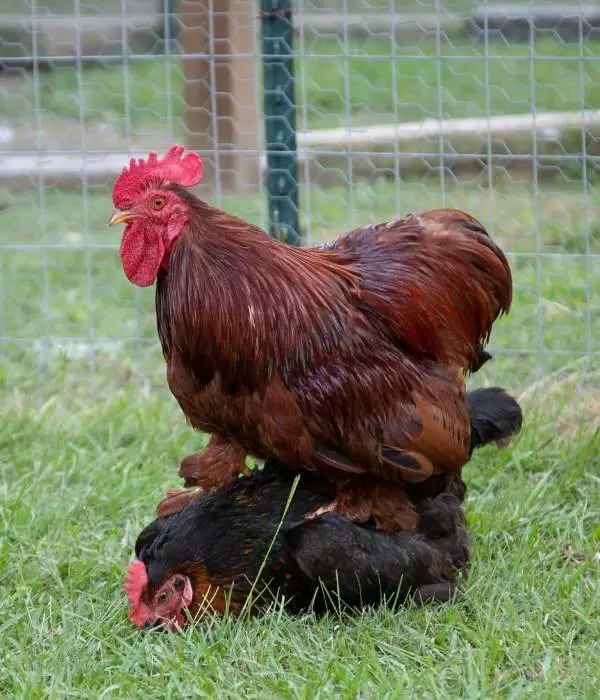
[1,0,599,410]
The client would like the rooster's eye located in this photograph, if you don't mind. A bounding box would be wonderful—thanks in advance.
[152,197,166,210]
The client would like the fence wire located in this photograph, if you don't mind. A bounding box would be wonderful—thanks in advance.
[0,0,599,397]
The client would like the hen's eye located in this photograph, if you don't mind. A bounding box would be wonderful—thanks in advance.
[152,197,166,210]
[157,589,170,604]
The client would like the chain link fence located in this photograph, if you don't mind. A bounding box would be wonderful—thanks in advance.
[1,1,599,399]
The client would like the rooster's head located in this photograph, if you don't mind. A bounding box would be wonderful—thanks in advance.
[109,145,204,287]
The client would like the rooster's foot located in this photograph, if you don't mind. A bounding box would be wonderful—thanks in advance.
[179,436,249,490]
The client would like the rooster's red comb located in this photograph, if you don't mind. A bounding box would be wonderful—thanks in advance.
[112,145,204,209]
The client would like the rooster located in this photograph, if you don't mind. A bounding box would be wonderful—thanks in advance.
[125,462,470,630]
[109,145,515,531]
[157,386,522,519]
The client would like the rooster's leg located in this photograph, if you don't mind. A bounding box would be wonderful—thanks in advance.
[158,435,249,518]
[310,476,419,533]
[179,433,250,490]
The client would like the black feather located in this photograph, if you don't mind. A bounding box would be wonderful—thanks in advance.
[133,464,468,616]
[284,513,453,607]
[471,348,492,373]
[467,387,523,456]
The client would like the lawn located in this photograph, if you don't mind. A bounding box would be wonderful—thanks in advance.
[3,35,600,132]
[0,176,599,696]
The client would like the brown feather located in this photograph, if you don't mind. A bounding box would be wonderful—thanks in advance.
[157,487,204,518]
[151,194,512,530]
[178,434,248,490]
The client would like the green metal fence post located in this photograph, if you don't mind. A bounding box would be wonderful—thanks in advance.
[162,0,179,55]
[260,0,301,246]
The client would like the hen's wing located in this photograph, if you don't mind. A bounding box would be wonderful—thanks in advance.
[284,512,457,607]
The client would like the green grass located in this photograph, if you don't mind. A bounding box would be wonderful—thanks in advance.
[4,36,600,131]
[1,390,598,697]
[1,180,599,696]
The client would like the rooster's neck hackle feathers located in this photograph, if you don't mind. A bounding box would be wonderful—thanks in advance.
[158,192,359,393]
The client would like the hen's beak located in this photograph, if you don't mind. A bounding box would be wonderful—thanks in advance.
[108,211,136,226]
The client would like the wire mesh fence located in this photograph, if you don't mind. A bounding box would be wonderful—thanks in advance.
[1,0,599,400]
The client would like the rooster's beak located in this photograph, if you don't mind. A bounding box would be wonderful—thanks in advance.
[108,211,136,226]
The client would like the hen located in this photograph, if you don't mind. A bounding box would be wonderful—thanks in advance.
[126,386,521,629]
[109,146,514,531]
[125,462,470,630]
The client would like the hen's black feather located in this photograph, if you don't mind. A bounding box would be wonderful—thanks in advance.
[133,387,521,619]
[134,465,468,616]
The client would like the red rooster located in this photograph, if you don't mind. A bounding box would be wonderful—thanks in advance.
[109,146,514,531]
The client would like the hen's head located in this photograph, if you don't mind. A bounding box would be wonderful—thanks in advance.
[124,559,194,631]
[109,145,204,287]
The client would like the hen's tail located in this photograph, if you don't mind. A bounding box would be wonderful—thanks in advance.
[467,387,523,456]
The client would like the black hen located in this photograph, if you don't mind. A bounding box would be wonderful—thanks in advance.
[126,464,469,629]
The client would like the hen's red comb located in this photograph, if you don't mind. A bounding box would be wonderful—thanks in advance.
[112,145,204,209]
[124,559,148,606]
[124,559,154,626]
